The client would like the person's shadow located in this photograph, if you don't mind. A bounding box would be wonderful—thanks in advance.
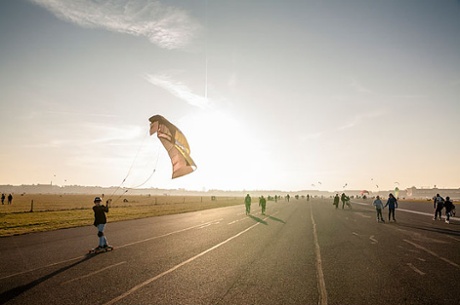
[267,215,286,224]
[249,214,268,225]
[0,254,94,303]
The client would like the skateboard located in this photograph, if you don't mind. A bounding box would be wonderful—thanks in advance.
[89,246,113,254]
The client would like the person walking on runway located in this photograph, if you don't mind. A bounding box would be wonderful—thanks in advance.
[373,196,385,223]
[433,193,445,220]
[384,193,398,222]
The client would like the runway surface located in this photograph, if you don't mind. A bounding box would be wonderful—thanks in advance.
[1,198,459,305]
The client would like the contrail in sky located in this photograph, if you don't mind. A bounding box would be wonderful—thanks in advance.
[145,74,210,109]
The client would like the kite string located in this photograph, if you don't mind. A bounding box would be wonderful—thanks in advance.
[124,146,160,189]
[108,131,150,204]
[204,0,208,101]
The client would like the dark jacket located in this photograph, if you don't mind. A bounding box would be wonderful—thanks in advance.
[93,205,109,226]
[444,199,454,213]
[385,197,398,209]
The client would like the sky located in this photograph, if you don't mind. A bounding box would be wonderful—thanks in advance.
[0,0,459,193]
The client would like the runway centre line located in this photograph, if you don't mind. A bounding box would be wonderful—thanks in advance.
[103,217,268,305]
[403,239,459,268]
[0,218,223,281]
[310,203,328,305]
[60,261,126,285]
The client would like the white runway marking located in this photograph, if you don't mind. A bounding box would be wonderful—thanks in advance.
[446,235,460,242]
[103,218,267,305]
[310,204,328,305]
[403,239,459,268]
[369,235,378,244]
[355,212,371,218]
[1,218,223,281]
[198,221,220,229]
[61,261,126,285]
[406,263,425,276]
[118,218,223,249]
[417,258,426,262]
[228,217,247,225]
[0,256,84,281]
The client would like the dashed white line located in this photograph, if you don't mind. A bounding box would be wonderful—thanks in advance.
[61,261,126,285]
[103,218,267,305]
[355,212,371,218]
[118,218,223,249]
[369,235,378,244]
[0,256,84,281]
[406,263,425,276]
[1,218,224,281]
[403,239,459,268]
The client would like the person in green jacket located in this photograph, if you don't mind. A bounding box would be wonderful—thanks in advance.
[244,194,251,215]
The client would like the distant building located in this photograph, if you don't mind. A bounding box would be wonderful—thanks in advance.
[406,187,460,200]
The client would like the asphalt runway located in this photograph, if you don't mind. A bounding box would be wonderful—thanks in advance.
[0,198,459,305]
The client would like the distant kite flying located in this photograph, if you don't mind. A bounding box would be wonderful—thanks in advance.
[149,115,197,179]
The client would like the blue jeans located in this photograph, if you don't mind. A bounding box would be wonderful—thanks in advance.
[97,224,108,247]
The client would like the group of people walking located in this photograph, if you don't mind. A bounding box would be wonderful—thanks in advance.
[333,193,352,209]
[372,194,398,223]
[248,192,456,225]
[333,192,456,225]
[433,193,455,224]
[371,193,456,224]
[1,193,13,205]
[244,194,267,215]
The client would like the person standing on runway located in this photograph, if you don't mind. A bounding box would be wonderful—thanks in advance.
[333,194,340,209]
[93,196,111,250]
[373,196,385,223]
[384,193,398,222]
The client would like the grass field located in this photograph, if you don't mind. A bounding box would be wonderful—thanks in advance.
[0,194,243,237]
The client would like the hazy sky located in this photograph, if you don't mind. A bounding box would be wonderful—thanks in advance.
[1,0,459,192]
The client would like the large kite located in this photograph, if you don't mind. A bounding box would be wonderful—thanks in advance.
[149,115,197,179]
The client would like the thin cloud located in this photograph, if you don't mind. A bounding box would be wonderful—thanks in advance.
[44,110,120,118]
[337,111,384,131]
[300,132,324,141]
[30,0,200,49]
[146,73,210,109]
[350,78,372,94]
[23,122,144,148]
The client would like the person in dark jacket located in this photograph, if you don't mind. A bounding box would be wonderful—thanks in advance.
[333,194,340,209]
[384,193,398,222]
[433,194,445,220]
[244,194,251,215]
[93,197,110,250]
[259,195,267,215]
[341,193,350,209]
[444,196,454,224]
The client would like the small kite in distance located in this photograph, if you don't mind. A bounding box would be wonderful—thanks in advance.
[149,115,197,179]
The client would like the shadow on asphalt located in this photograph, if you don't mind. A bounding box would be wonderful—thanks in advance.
[267,215,286,224]
[249,214,268,225]
[396,222,460,236]
[0,255,94,303]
